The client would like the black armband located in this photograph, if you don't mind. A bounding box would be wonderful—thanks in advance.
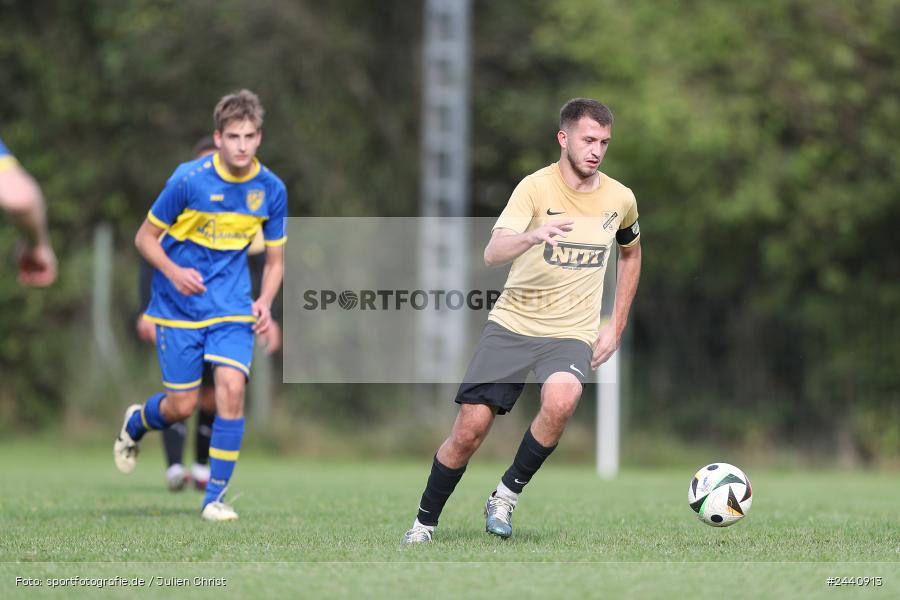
[616,220,640,246]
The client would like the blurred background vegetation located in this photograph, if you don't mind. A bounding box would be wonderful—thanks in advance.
[1,0,898,466]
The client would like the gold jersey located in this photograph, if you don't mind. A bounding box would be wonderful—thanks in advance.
[488,162,640,345]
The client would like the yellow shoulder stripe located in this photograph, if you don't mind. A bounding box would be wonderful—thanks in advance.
[0,155,19,172]
[147,211,170,230]
[264,236,287,247]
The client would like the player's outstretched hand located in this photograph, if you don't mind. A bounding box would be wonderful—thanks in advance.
[591,323,619,369]
[168,266,206,295]
[16,241,57,287]
[252,300,271,335]
[527,219,574,247]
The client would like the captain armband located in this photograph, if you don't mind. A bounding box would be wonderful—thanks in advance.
[616,220,640,246]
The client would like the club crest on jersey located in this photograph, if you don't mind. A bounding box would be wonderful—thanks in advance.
[246,189,265,212]
[600,211,619,232]
[544,242,608,269]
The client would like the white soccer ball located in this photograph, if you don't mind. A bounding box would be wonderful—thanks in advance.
[688,462,753,527]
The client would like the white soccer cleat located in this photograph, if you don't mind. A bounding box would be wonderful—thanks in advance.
[201,501,239,522]
[113,404,142,474]
[485,493,515,538]
[166,463,188,492]
[401,521,434,545]
[191,463,210,491]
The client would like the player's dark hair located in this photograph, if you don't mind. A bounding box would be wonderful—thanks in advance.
[559,98,614,130]
[192,136,216,158]
[213,89,265,132]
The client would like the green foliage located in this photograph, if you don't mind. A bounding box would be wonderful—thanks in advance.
[470,0,900,456]
[0,0,422,428]
[1,1,898,458]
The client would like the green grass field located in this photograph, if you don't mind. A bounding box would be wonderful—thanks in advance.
[1,438,898,598]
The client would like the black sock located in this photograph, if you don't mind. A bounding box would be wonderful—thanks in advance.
[195,409,215,465]
[162,421,186,467]
[416,456,467,527]
[500,427,557,494]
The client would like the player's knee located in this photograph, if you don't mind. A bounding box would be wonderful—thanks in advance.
[451,426,486,454]
[542,388,581,422]
[543,374,581,401]
[215,369,246,402]
[166,394,198,421]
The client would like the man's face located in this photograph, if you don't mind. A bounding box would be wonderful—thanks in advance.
[214,119,261,172]
[559,117,611,179]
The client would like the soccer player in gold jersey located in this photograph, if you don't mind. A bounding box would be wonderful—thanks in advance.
[404,99,642,543]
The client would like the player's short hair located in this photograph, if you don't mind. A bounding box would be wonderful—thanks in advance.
[213,89,265,132]
[192,136,216,157]
[559,98,614,131]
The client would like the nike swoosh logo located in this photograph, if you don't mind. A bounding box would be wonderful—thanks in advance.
[546,209,565,215]
[569,364,585,377]
[418,506,431,514]
[514,479,528,484]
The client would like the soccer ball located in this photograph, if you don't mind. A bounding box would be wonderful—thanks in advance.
[688,462,752,527]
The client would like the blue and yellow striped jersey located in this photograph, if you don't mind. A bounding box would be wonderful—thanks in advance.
[144,152,287,329]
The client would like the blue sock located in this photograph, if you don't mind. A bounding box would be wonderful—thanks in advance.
[126,393,170,442]
[203,416,245,508]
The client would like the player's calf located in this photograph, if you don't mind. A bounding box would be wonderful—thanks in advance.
[202,416,245,515]
[403,455,467,544]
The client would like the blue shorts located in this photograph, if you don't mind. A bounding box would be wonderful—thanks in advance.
[156,322,255,391]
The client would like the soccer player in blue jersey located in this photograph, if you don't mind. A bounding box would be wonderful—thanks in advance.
[0,137,57,287]
[136,135,283,493]
[136,136,218,493]
[114,90,287,521]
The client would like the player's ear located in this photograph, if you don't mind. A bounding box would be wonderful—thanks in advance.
[213,130,222,148]
[557,129,568,150]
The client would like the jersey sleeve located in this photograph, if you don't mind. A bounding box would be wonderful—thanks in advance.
[0,137,18,172]
[148,176,189,229]
[615,190,640,247]
[492,177,537,234]
[263,182,288,247]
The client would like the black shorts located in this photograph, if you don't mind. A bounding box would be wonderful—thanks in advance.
[454,321,592,415]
